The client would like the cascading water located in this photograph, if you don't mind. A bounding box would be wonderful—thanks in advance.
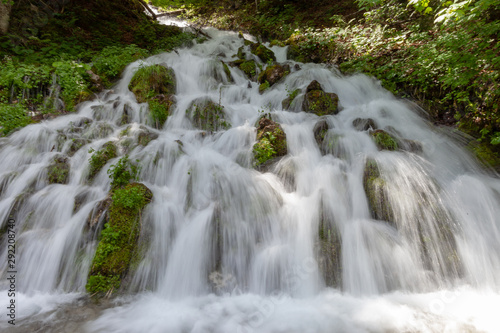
[1,22,500,333]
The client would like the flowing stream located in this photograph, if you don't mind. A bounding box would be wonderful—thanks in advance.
[1,22,500,333]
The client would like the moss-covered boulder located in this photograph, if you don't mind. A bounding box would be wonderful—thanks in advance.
[47,156,70,184]
[88,142,118,181]
[129,64,176,102]
[253,116,287,166]
[86,182,153,296]
[258,64,290,86]
[363,159,394,225]
[186,97,230,132]
[68,138,90,157]
[128,64,176,128]
[370,129,398,151]
[221,61,233,83]
[250,43,276,63]
[230,59,258,80]
[302,81,339,116]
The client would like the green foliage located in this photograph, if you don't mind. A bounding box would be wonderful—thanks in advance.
[107,155,140,189]
[259,81,270,93]
[92,45,149,82]
[86,183,153,296]
[128,64,176,103]
[88,142,117,180]
[112,186,150,210]
[0,103,31,136]
[47,157,69,184]
[149,99,169,128]
[372,130,399,151]
[253,135,277,165]
[239,60,257,77]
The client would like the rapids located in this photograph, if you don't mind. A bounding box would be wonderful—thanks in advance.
[1,22,500,333]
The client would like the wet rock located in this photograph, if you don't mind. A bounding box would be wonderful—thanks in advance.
[186,97,230,132]
[47,156,70,185]
[253,116,287,167]
[83,122,114,140]
[302,81,339,116]
[137,130,158,146]
[121,103,132,125]
[257,64,290,93]
[229,59,258,80]
[313,118,330,149]
[88,142,118,181]
[250,43,276,63]
[400,139,423,153]
[86,195,112,231]
[316,208,342,288]
[370,129,399,151]
[281,88,301,110]
[352,118,377,131]
[221,61,233,83]
[363,159,394,226]
[68,138,90,156]
[86,70,102,91]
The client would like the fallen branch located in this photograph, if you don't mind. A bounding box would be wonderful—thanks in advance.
[137,0,157,20]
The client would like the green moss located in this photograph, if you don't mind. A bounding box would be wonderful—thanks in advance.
[128,65,176,103]
[253,117,287,166]
[259,81,270,93]
[250,43,276,63]
[47,156,70,184]
[86,183,153,296]
[303,90,339,116]
[88,142,118,181]
[221,61,232,82]
[371,130,398,151]
[239,60,257,78]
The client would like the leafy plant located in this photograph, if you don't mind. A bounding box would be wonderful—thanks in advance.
[107,155,140,188]
[0,103,31,136]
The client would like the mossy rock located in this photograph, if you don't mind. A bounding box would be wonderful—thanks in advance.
[313,118,330,153]
[47,156,70,184]
[363,159,394,226]
[88,142,118,181]
[128,64,176,103]
[148,94,175,129]
[253,116,287,167]
[68,138,90,156]
[186,97,230,132]
[302,81,339,116]
[370,130,398,151]
[352,118,377,131]
[221,61,233,83]
[137,130,158,146]
[317,210,342,287]
[86,182,153,296]
[239,60,258,79]
[258,64,290,86]
[250,43,276,63]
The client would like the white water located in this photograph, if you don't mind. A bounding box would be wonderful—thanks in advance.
[1,24,500,333]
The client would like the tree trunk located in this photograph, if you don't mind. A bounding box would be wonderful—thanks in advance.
[0,1,11,34]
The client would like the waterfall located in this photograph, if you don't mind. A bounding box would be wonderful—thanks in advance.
[1,25,500,333]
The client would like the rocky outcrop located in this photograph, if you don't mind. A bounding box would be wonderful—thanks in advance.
[363,159,394,225]
[302,80,339,116]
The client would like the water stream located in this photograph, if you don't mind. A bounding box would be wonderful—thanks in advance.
[1,22,500,333]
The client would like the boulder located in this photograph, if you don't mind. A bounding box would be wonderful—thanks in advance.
[302,81,339,116]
